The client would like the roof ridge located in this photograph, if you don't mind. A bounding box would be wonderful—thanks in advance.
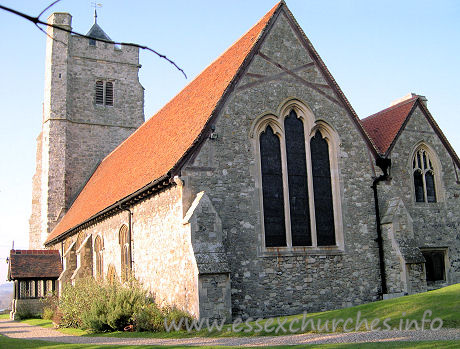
[45,2,282,244]
[101,2,282,166]
[362,96,418,122]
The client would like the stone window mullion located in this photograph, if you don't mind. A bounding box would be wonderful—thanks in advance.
[279,130,292,247]
[305,133,317,247]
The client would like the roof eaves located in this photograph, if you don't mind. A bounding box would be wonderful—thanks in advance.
[45,173,171,246]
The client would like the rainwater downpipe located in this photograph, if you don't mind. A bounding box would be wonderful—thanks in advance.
[372,157,391,297]
[120,205,133,272]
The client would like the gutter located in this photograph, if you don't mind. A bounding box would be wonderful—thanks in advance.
[372,157,391,297]
[45,174,171,247]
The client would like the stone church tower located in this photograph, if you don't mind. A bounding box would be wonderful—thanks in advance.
[29,13,144,248]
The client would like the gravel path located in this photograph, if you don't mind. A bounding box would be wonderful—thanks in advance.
[1,319,460,346]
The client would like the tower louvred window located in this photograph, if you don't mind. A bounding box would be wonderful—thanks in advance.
[95,80,114,106]
[105,82,113,106]
[95,81,104,104]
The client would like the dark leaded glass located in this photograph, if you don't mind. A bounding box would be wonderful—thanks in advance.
[284,110,311,246]
[425,171,437,203]
[260,126,286,247]
[414,170,425,202]
[310,130,335,246]
[422,251,445,282]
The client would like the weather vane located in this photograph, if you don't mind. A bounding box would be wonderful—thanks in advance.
[91,2,102,23]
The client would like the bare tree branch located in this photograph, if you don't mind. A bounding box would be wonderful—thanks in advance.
[34,22,67,46]
[0,3,187,78]
[37,0,61,19]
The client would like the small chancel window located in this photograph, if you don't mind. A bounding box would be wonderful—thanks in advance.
[95,80,114,106]
[94,236,103,280]
[413,148,437,203]
[119,225,131,282]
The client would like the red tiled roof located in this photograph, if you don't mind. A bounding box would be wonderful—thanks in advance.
[361,97,417,155]
[8,250,62,279]
[46,2,282,244]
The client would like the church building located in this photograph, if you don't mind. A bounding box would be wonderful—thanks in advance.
[26,2,460,321]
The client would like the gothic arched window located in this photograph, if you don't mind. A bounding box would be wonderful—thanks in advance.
[107,264,117,284]
[119,225,131,282]
[413,147,437,203]
[285,110,311,246]
[260,125,286,247]
[75,232,86,250]
[255,106,342,250]
[94,236,103,280]
[311,130,335,246]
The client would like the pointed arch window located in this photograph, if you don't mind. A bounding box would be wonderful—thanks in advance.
[256,107,342,251]
[94,236,103,280]
[311,130,335,245]
[260,126,286,247]
[107,264,117,284]
[284,111,311,246]
[119,225,131,282]
[413,147,437,203]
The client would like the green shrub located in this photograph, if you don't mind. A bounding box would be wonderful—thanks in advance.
[42,307,54,320]
[56,277,193,333]
[58,279,96,328]
[132,303,164,332]
[15,306,39,320]
[163,306,194,331]
[41,292,58,320]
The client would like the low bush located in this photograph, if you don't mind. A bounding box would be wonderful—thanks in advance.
[58,279,95,328]
[42,307,54,320]
[163,306,194,331]
[41,292,58,321]
[55,277,191,333]
[15,307,39,320]
[132,303,164,332]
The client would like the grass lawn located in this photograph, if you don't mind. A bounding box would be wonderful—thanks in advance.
[0,335,459,349]
[18,284,460,339]
[0,313,10,320]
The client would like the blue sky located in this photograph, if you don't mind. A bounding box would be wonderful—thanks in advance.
[0,0,459,283]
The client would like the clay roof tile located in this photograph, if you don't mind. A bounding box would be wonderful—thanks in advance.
[46,2,282,244]
[361,96,417,155]
[8,250,62,279]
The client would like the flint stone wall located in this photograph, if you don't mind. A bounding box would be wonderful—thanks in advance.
[379,106,460,286]
[54,185,200,318]
[181,10,382,319]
